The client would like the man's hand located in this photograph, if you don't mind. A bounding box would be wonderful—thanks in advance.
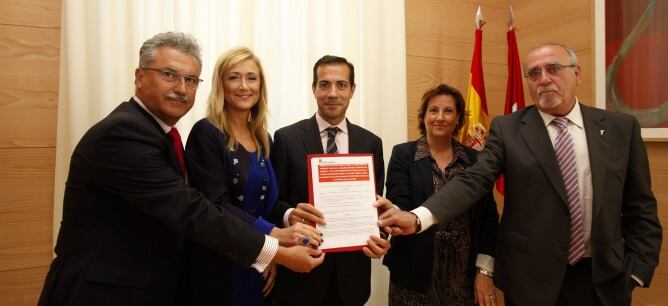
[289,203,325,226]
[273,245,325,273]
[474,272,497,306]
[374,195,397,215]
[362,234,390,259]
[377,210,418,236]
[261,263,277,297]
[270,223,322,247]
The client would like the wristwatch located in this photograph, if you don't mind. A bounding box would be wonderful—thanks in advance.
[408,211,422,233]
[477,267,494,278]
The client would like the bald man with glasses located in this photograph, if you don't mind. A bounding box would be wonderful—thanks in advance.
[379,43,661,306]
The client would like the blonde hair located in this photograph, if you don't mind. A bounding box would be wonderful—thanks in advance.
[206,46,270,157]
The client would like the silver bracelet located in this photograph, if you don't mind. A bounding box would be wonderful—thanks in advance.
[477,267,494,278]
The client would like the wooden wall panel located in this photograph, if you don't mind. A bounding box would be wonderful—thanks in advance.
[633,142,668,305]
[0,24,59,148]
[0,0,60,28]
[0,148,54,270]
[0,1,60,305]
[406,0,508,64]
[511,0,592,55]
[0,266,49,305]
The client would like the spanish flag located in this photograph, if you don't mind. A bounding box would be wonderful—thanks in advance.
[458,6,489,151]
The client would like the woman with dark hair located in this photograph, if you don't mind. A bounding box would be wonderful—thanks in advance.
[383,84,499,306]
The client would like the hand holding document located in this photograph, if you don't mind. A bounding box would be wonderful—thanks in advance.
[308,154,380,252]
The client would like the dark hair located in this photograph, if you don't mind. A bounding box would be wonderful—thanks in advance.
[417,84,466,136]
[312,55,355,87]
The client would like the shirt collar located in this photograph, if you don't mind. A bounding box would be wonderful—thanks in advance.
[133,95,173,133]
[537,97,584,129]
[414,136,471,166]
[315,112,348,135]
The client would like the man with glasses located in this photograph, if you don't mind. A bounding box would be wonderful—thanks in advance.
[38,32,323,306]
[379,43,661,306]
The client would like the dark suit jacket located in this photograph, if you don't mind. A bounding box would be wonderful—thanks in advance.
[271,115,384,306]
[382,140,498,291]
[38,99,265,306]
[421,104,662,306]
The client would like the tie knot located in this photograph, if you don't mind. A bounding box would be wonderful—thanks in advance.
[327,126,339,137]
[551,117,569,130]
[168,127,181,139]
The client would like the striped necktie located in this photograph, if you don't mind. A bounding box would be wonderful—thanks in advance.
[551,117,585,265]
[326,126,339,154]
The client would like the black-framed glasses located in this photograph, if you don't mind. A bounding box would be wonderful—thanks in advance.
[524,63,576,81]
[142,67,203,89]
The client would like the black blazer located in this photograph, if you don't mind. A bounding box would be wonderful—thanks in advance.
[38,99,265,306]
[177,118,285,305]
[421,104,662,306]
[271,115,384,306]
[382,140,498,291]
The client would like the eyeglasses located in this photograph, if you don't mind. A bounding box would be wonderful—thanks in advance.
[524,63,576,81]
[142,67,203,89]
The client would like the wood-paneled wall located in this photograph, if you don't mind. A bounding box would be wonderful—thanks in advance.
[0,0,60,304]
[405,0,668,305]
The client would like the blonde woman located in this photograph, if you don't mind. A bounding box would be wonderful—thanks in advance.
[178,47,321,306]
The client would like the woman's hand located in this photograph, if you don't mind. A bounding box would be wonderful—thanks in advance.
[270,223,322,248]
[474,272,497,306]
[261,263,277,297]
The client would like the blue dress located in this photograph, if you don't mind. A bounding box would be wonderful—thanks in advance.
[178,118,280,306]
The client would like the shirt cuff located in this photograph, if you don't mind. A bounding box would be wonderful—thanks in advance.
[253,216,275,235]
[475,254,495,273]
[411,206,437,233]
[283,208,295,228]
[250,235,278,273]
[631,274,644,287]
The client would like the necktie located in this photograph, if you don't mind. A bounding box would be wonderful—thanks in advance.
[167,127,186,178]
[551,117,585,265]
[326,126,339,154]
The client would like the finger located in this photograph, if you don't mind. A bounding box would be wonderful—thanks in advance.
[300,224,323,239]
[262,277,272,296]
[293,208,326,225]
[296,203,325,217]
[362,246,376,258]
[296,203,325,219]
[377,208,395,220]
[363,238,383,258]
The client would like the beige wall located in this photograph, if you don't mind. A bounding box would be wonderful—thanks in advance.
[0,0,60,304]
[405,0,667,305]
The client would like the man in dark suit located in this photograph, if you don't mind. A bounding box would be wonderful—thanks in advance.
[379,43,662,306]
[38,32,323,306]
[271,55,390,306]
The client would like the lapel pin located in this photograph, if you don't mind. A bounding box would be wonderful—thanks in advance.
[600,130,605,136]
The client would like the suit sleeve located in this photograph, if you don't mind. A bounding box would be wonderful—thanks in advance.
[271,129,292,206]
[620,117,662,286]
[422,117,504,224]
[385,145,413,210]
[78,119,265,267]
[476,193,499,256]
[374,137,385,195]
[185,122,274,234]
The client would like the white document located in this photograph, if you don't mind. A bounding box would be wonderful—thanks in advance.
[308,154,379,252]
